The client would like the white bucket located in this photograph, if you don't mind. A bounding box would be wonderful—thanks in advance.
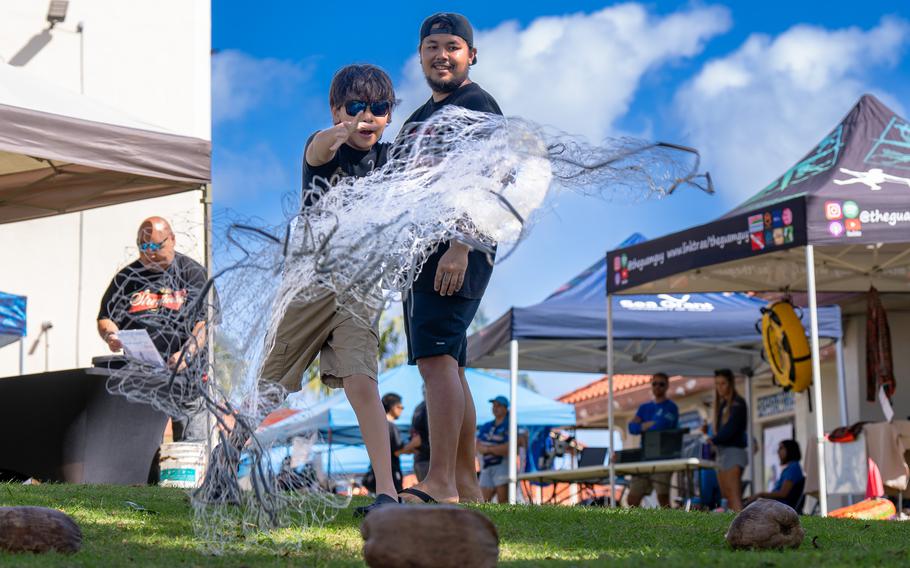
[159,442,207,488]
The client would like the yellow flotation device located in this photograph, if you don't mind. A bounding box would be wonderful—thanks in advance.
[761,300,812,392]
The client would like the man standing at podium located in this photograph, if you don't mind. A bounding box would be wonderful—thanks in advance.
[627,372,679,507]
[97,216,212,442]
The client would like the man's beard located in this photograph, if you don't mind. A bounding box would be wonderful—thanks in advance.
[425,69,468,94]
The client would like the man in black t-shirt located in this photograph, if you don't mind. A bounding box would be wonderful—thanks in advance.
[98,216,212,442]
[397,13,501,506]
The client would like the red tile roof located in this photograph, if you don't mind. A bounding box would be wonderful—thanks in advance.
[558,375,654,404]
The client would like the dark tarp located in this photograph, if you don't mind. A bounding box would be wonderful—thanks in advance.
[0,369,167,483]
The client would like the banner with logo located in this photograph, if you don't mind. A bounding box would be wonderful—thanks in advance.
[607,95,910,293]
[607,197,807,293]
[724,95,910,246]
[807,112,910,244]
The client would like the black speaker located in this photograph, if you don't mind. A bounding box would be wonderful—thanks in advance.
[642,428,688,460]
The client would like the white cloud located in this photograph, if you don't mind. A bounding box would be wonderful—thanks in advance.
[212,50,311,125]
[675,17,910,205]
[395,3,731,142]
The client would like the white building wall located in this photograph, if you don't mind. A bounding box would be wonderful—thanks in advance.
[842,312,910,424]
[0,1,210,376]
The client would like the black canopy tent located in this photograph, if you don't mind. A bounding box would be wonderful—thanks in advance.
[606,94,910,515]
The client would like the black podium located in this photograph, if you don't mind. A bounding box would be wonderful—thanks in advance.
[0,368,168,484]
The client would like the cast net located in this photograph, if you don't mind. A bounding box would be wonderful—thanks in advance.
[100,105,711,551]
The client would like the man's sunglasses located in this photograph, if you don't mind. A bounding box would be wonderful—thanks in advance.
[344,100,391,117]
[138,236,169,253]
[651,382,668,388]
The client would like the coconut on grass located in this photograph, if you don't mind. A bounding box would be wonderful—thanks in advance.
[0,506,82,554]
[725,498,805,550]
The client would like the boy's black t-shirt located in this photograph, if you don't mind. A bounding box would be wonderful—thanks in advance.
[302,135,391,208]
[98,253,209,358]
[400,82,503,299]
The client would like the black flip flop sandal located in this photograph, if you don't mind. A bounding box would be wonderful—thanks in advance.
[353,493,400,518]
[398,487,438,504]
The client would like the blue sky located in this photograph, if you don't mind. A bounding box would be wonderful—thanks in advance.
[213,1,910,401]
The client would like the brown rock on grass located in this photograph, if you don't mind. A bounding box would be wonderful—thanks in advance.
[0,506,82,554]
[725,498,804,550]
[361,504,499,568]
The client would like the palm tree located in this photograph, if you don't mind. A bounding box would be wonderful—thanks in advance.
[378,312,406,372]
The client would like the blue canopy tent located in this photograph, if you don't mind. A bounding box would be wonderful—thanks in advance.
[468,233,842,375]
[324,366,575,440]
[254,366,575,478]
[0,292,26,373]
[467,233,843,502]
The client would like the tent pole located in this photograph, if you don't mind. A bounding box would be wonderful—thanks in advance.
[19,337,25,375]
[746,374,755,498]
[508,339,519,504]
[327,427,333,479]
[203,183,214,462]
[806,245,828,516]
[836,339,848,426]
[607,293,616,508]
[74,211,84,368]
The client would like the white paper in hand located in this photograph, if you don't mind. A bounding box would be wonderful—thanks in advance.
[118,329,166,368]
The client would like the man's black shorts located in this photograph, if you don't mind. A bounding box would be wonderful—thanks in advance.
[403,291,482,367]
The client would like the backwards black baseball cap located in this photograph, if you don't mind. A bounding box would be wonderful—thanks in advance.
[420,12,477,64]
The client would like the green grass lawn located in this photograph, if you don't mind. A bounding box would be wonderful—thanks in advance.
[1,483,908,567]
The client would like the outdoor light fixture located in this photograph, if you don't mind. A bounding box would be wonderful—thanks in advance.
[47,0,69,28]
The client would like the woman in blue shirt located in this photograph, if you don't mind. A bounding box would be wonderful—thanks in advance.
[746,439,804,510]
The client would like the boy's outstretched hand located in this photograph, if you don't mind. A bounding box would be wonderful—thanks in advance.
[328,111,365,151]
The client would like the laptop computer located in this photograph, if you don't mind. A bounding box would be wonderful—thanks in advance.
[578,447,609,467]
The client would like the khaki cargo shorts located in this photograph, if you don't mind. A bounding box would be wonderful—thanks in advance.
[260,290,379,392]
[628,471,673,497]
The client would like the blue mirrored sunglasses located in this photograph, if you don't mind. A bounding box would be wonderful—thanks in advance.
[138,236,169,253]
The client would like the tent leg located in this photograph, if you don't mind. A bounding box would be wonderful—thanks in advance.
[508,340,519,505]
[203,183,215,461]
[806,245,828,516]
[327,428,333,479]
[607,293,616,508]
[836,339,848,426]
[746,374,755,497]
[74,211,84,368]
[19,337,25,375]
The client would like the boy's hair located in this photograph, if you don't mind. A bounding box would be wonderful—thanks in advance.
[329,64,397,110]
[381,392,402,413]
